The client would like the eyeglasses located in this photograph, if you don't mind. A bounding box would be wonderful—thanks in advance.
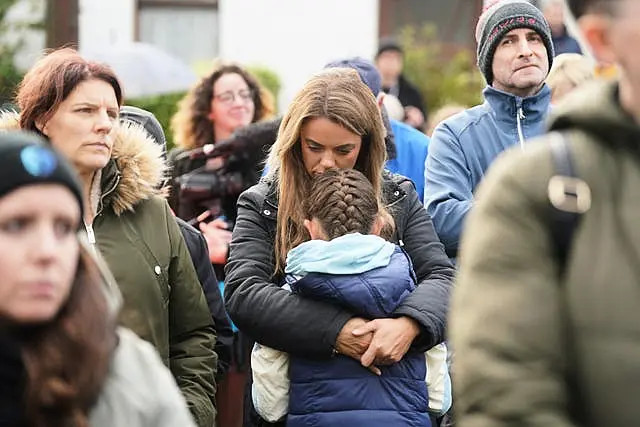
[213,89,254,105]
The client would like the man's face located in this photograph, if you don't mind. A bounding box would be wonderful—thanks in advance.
[375,50,403,81]
[491,28,549,97]
[607,0,640,91]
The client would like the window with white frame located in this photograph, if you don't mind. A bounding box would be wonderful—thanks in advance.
[138,0,219,66]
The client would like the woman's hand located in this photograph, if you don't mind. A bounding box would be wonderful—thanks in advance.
[199,219,233,264]
[335,317,381,375]
[335,317,372,358]
[353,316,421,368]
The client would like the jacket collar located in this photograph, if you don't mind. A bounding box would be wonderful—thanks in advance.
[549,80,640,152]
[483,84,551,123]
[0,111,165,216]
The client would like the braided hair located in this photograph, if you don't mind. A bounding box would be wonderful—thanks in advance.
[305,169,394,240]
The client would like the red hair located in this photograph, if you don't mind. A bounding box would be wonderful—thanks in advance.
[17,47,123,133]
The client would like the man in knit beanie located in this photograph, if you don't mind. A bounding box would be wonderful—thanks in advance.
[476,0,555,86]
[424,0,554,260]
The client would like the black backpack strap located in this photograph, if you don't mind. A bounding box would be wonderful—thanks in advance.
[547,133,592,424]
[547,132,591,271]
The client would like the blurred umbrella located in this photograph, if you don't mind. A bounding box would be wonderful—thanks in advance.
[80,42,199,99]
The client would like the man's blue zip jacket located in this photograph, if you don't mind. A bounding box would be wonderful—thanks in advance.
[424,84,551,258]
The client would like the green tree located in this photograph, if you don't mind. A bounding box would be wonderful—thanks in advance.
[247,64,282,112]
[400,24,484,115]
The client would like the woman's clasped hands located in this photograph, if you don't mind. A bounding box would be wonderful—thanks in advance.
[335,316,421,375]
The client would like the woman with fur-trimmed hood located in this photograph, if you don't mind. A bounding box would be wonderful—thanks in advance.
[2,48,217,427]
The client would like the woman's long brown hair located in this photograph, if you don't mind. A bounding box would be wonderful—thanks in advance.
[19,241,117,427]
[265,68,388,273]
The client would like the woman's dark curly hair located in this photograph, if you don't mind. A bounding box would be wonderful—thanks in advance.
[172,62,275,150]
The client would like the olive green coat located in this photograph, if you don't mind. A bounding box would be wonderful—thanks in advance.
[451,81,640,427]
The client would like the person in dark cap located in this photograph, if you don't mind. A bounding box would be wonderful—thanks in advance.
[542,0,582,55]
[120,105,235,383]
[375,37,427,130]
[424,0,554,261]
[119,105,168,154]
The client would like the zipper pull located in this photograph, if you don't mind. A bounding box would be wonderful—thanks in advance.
[85,222,96,245]
[516,104,526,150]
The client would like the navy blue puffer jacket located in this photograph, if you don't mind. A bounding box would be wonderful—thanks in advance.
[286,246,430,427]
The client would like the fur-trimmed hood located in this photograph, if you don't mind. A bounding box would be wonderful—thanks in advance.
[0,111,165,216]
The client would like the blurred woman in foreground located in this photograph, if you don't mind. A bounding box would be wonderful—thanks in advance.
[0,131,196,427]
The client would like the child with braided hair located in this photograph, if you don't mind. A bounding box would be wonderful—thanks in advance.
[251,168,451,427]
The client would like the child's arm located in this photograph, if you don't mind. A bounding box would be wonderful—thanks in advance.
[425,343,452,416]
[251,343,290,422]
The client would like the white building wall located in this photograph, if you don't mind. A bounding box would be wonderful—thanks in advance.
[4,0,46,71]
[3,0,136,71]
[219,0,379,111]
[78,0,135,52]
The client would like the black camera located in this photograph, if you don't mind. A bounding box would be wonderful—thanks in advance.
[169,119,278,227]
[170,143,253,226]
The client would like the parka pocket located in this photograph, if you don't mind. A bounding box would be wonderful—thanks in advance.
[151,263,171,307]
[130,234,172,307]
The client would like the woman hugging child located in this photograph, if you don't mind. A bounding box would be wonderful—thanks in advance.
[251,168,451,427]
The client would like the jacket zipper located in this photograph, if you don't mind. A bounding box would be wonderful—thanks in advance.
[386,193,407,209]
[265,198,278,210]
[84,172,121,246]
[516,100,526,149]
[96,173,121,217]
[85,222,96,244]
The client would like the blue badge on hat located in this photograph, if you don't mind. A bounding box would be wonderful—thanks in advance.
[20,145,58,177]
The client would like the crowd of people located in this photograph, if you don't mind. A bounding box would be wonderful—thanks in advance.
[1,0,637,426]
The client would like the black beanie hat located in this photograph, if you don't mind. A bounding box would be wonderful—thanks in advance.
[476,0,554,84]
[119,105,167,153]
[0,131,84,217]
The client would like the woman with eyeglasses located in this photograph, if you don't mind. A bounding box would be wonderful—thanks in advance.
[170,63,274,263]
[170,63,274,427]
